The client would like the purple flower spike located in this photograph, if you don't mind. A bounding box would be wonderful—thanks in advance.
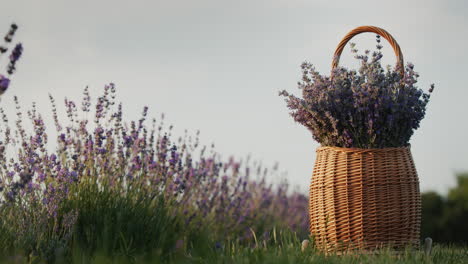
[0,75,10,93]
[7,43,23,75]
[0,24,23,96]
[9,43,22,62]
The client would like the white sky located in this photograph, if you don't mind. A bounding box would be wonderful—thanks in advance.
[1,0,467,194]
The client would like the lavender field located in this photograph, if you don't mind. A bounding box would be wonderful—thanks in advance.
[0,80,314,261]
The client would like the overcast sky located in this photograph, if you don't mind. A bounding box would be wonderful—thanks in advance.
[1,0,467,194]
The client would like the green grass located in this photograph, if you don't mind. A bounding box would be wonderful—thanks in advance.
[0,236,466,264]
[0,179,465,264]
[0,178,466,263]
[0,174,465,264]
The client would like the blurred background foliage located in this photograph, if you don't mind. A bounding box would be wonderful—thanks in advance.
[421,173,468,244]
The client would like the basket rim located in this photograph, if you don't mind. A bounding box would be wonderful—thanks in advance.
[317,145,411,153]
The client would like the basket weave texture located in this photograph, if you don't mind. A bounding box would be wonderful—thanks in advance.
[309,146,421,252]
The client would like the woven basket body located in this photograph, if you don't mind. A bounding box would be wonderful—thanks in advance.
[309,146,421,253]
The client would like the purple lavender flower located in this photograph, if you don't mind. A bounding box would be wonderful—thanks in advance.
[7,43,22,75]
[0,24,22,94]
[9,43,22,62]
[0,75,10,94]
[215,241,222,249]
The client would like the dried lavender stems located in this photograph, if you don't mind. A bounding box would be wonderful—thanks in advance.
[280,36,434,148]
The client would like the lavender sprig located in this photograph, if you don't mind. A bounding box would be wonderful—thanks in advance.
[0,23,23,96]
[7,43,23,75]
[0,23,17,54]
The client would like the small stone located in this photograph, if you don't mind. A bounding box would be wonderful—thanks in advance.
[301,239,309,252]
[424,237,433,256]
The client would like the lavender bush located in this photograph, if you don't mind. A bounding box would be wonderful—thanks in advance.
[280,36,434,148]
[0,21,307,262]
[0,84,308,260]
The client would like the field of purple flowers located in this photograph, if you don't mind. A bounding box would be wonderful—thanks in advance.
[0,83,309,262]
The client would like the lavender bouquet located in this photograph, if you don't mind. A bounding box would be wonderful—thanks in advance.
[280,36,434,148]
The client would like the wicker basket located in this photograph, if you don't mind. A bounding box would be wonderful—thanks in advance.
[309,26,421,253]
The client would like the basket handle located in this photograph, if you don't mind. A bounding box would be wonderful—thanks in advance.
[331,26,404,75]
